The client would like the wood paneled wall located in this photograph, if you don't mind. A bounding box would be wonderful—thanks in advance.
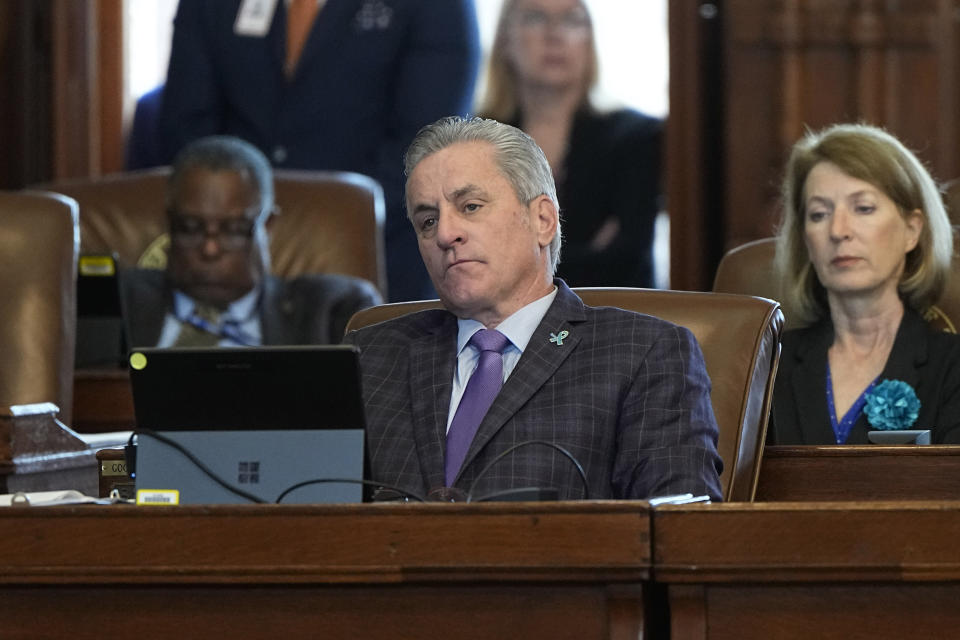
[51,0,124,180]
[0,0,123,189]
[669,0,960,291]
[0,1,53,189]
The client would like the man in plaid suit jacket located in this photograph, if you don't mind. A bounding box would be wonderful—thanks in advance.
[345,117,723,502]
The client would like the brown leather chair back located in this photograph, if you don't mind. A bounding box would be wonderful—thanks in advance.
[42,167,387,296]
[712,238,793,325]
[345,288,784,502]
[713,237,960,333]
[0,191,79,425]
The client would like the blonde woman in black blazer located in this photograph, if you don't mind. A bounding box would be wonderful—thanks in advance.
[770,123,960,444]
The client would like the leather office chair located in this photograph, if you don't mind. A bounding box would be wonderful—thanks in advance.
[0,191,79,425]
[345,288,784,502]
[0,189,98,494]
[41,167,387,296]
[713,237,960,333]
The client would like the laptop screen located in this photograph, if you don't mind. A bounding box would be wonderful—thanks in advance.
[128,345,366,431]
[128,346,366,504]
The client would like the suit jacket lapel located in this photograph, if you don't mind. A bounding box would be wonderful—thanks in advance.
[267,0,288,76]
[132,272,171,348]
[408,313,458,490]
[456,282,586,482]
[848,308,929,440]
[789,321,837,444]
[287,0,351,78]
[260,276,297,345]
[879,308,927,386]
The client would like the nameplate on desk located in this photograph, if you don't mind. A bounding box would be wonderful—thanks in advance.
[136,489,179,506]
[101,460,128,477]
[867,429,931,445]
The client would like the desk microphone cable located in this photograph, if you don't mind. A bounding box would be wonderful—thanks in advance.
[130,429,266,504]
[274,479,424,504]
[128,429,425,504]
[465,440,589,502]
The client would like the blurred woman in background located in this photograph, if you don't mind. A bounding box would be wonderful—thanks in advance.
[478,0,662,287]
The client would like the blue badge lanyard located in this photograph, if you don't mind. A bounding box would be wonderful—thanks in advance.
[178,310,256,347]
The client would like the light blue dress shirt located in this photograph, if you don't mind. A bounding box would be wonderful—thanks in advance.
[157,288,263,347]
[446,287,559,432]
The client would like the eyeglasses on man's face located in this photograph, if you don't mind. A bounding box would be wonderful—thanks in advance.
[168,210,262,251]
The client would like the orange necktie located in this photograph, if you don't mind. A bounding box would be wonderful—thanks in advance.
[286,0,320,76]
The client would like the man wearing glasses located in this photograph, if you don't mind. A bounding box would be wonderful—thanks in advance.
[121,135,381,348]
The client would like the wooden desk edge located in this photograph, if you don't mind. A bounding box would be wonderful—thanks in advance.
[0,501,652,585]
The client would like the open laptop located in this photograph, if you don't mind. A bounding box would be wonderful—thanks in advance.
[128,346,366,505]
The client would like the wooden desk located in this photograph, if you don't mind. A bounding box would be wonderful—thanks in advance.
[756,445,960,500]
[0,502,650,640]
[655,501,960,639]
[72,367,135,432]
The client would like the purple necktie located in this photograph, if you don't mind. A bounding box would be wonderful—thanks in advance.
[445,329,511,486]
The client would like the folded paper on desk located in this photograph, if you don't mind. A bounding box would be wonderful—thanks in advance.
[648,494,712,506]
[0,490,124,507]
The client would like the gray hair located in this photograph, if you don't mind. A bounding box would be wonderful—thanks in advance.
[167,135,274,219]
[404,116,562,274]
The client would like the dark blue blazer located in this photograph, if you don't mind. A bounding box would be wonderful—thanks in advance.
[125,85,165,170]
[158,0,480,301]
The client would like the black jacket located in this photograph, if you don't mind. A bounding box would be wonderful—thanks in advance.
[771,308,960,444]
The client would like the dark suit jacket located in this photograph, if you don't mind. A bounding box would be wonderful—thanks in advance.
[344,281,723,501]
[158,0,480,301]
[771,308,960,444]
[505,108,662,287]
[125,85,164,170]
[121,268,381,347]
[554,109,663,288]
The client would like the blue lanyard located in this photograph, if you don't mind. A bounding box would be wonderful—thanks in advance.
[178,310,256,347]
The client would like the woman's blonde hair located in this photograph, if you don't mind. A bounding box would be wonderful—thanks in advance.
[775,123,954,324]
[477,0,599,122]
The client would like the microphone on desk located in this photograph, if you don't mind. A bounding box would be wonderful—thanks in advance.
[462,439,590,502]
[372,441,589,503]
[275,478,425,504]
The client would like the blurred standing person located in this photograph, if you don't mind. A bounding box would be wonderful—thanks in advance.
[158,0,481,302]
[478,0,662,287]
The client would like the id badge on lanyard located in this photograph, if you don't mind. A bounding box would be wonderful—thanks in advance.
[234,0,279,37]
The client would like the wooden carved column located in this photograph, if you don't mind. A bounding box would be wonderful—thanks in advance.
[51,0,124,180]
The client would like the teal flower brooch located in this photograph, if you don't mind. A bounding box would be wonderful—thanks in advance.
[864,380,920,430]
